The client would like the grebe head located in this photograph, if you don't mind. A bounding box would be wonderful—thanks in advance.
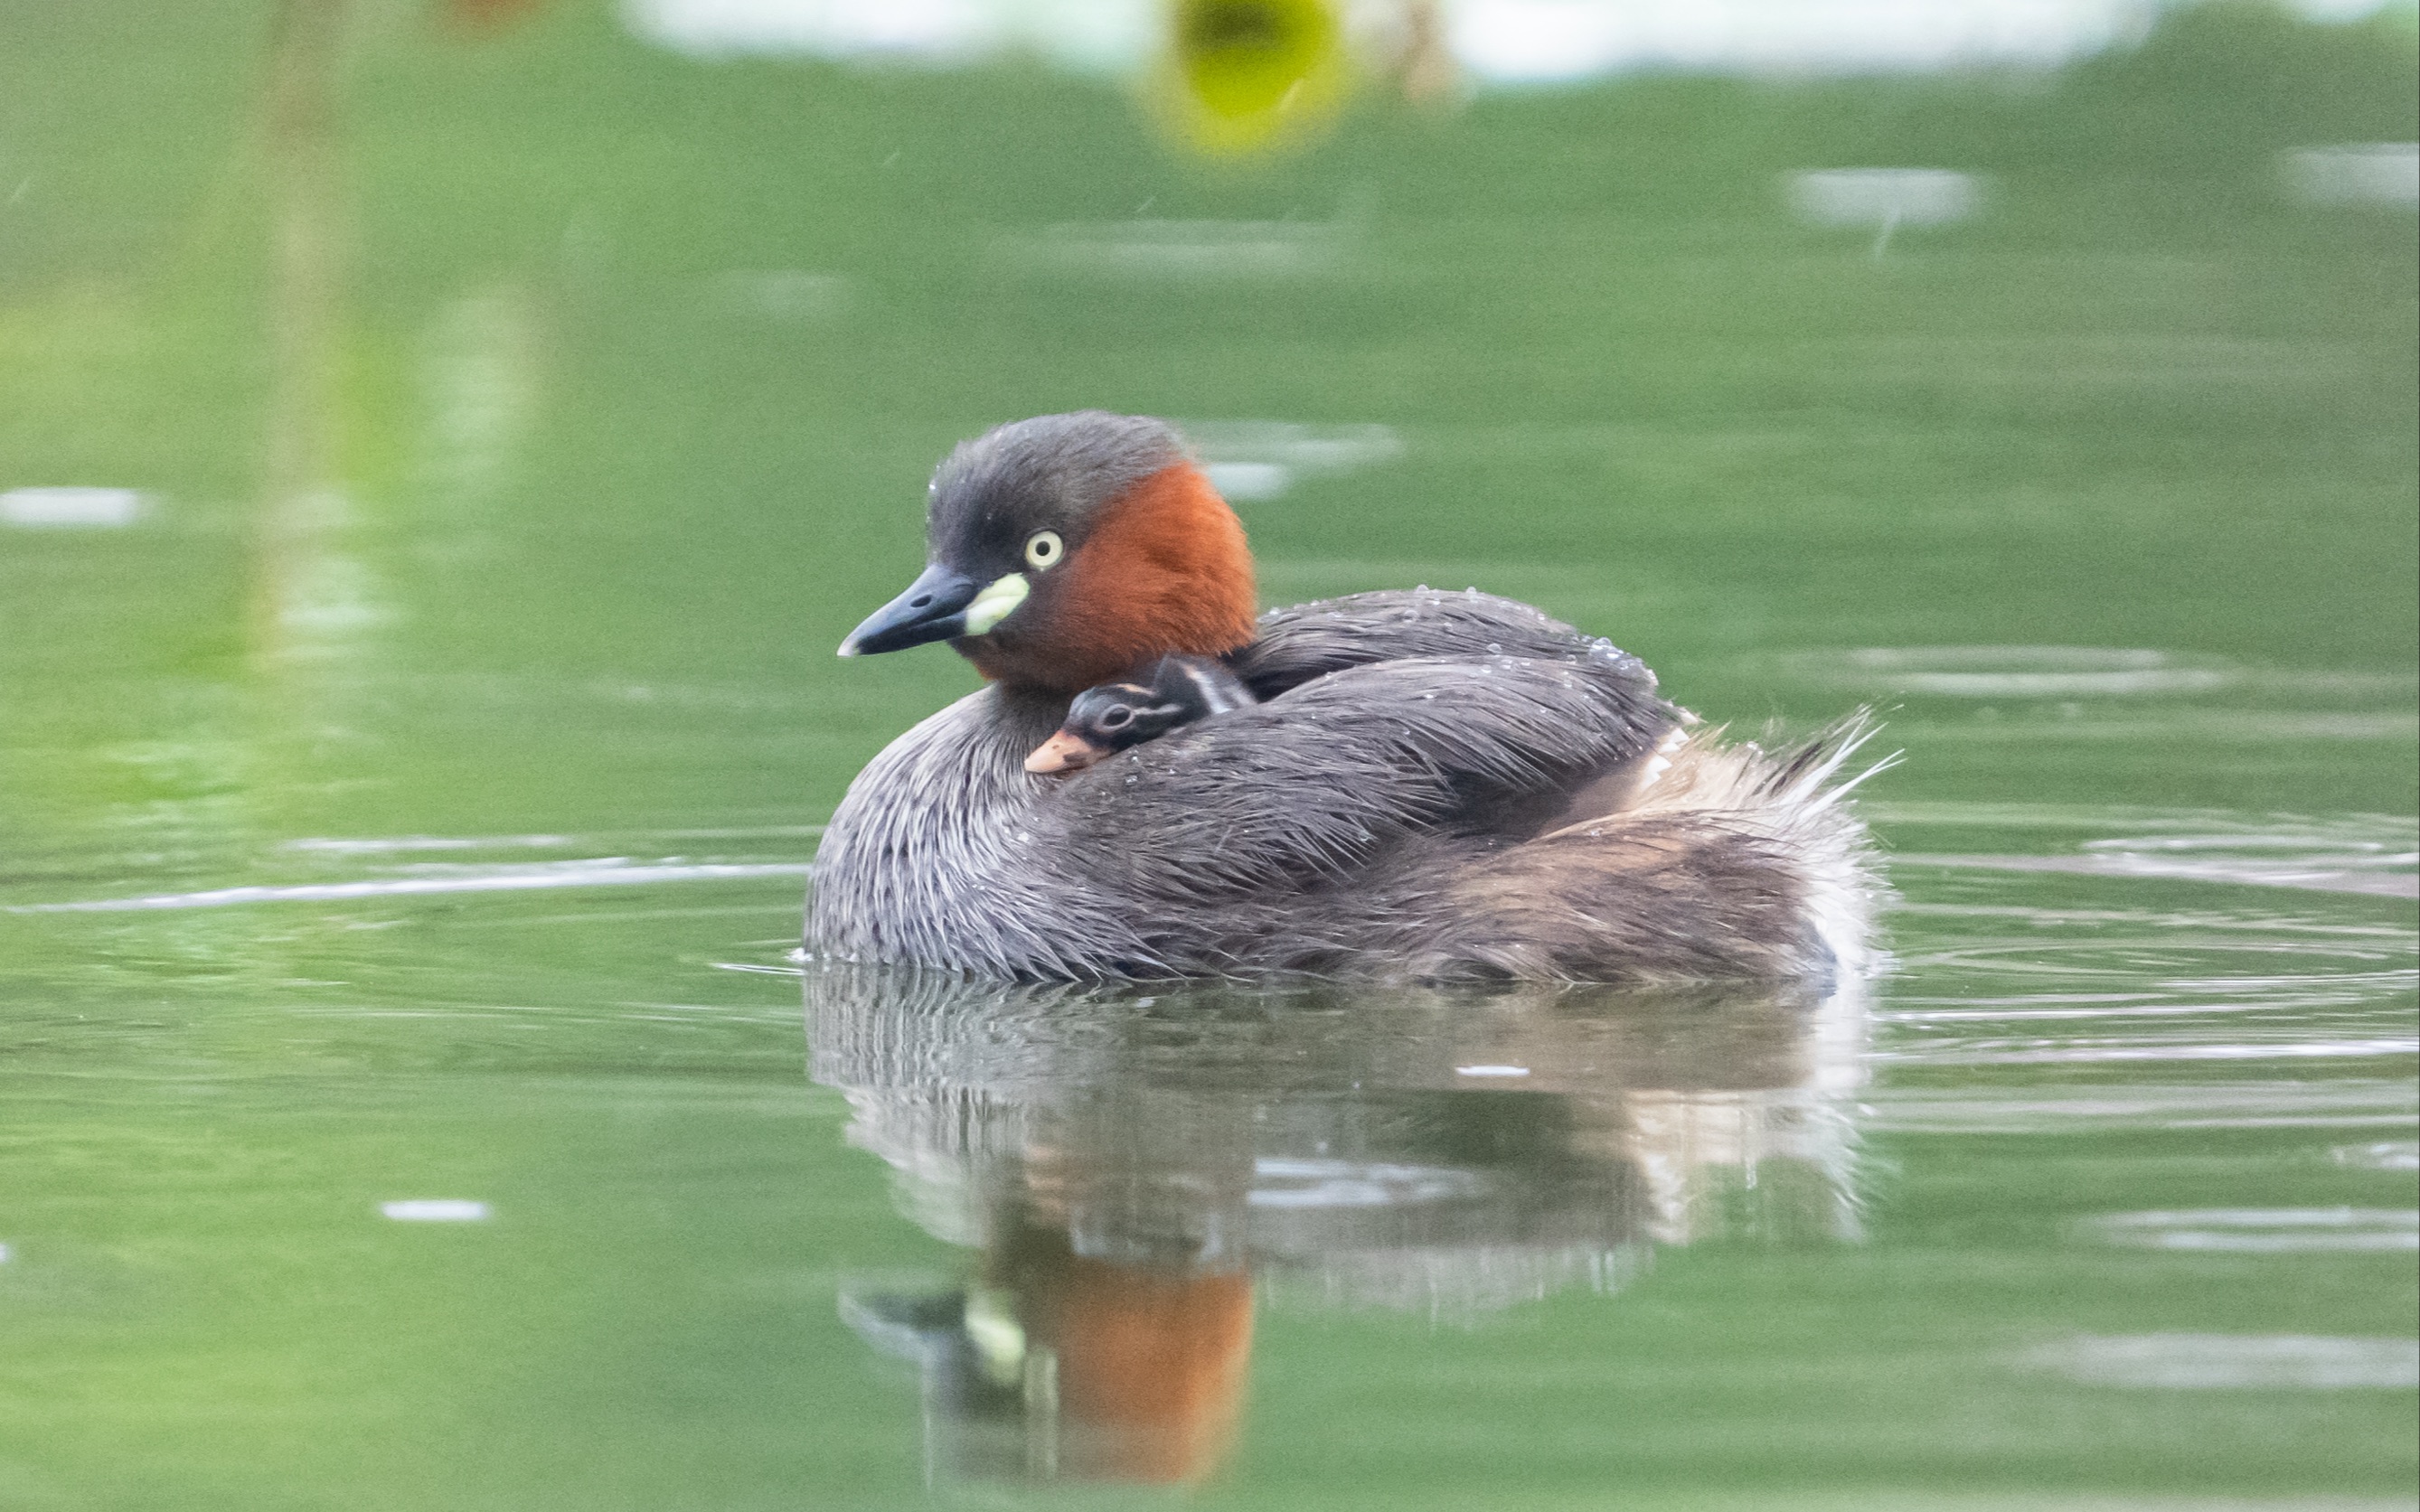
[837,412,1257,694]
[1022,679,1172,774]
[1024,653,1259,775]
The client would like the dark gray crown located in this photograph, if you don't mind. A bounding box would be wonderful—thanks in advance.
[928,413,1184,555]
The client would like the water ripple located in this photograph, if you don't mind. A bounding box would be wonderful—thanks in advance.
[2023,1333,2420,1389]
[1864,1080,2419,1133]
[7,861,815,913]
[2081,1207,2419,1253]
[1881,806,2418,897]
[1897,851,2417,898]
[2334,1141,2420,1171]
[1884,1036,2419,1066]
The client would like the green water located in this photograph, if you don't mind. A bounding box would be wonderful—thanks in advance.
[2,3,2415,1507]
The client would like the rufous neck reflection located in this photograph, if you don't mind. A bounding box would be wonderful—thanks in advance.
[816,967,1868,1488]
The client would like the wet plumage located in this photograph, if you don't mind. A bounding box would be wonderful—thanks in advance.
[811,413,1884,984]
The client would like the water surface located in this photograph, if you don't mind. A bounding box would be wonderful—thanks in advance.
[1,4,2414,1507]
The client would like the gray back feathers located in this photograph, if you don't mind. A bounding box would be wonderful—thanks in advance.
[808,589,1881,983]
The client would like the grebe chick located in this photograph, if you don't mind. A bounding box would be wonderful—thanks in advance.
[1026,654,1256,775]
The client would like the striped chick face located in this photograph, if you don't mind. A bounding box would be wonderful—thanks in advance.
[1023,681,1191,775]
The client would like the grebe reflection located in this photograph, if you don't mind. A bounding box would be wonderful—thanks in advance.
[810,965,1869,1486]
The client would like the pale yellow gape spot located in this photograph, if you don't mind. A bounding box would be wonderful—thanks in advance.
[960,531,1059,636]
[962,573,1029,634]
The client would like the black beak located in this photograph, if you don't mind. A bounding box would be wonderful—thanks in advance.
[838,563,981,657]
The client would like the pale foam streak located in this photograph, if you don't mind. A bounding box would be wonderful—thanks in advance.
[2081,1208,2419,1253]
[711,960,809,977]
[1895,851,2419,898]
[2335,1141,2420,1171]
[2024,1333,2420,1389]
[285,834,576,853]
[1863,1081,2417,1133]
[1886,1038,2419,1066]
[9,862,815,913]
[283,825,823,852]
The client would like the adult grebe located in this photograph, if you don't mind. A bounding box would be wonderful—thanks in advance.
[811,411,1882,982]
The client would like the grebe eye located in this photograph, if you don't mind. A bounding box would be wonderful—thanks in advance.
[1024,531,1063,570]
[1099,707,1133,728]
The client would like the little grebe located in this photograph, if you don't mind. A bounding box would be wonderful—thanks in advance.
[813,411,1883,982]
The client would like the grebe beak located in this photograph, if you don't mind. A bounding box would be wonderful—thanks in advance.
[838,563,981,656]
[1024,729,1108,775]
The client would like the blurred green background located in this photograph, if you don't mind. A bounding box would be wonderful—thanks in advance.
[3,0,2413,848]
[0,2,2414,1507]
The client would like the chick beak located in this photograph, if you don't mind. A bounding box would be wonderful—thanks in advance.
[838,564,981,657]
[1025,729,1109,775]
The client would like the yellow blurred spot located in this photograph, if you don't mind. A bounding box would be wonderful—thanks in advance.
[1157,0,1350,157]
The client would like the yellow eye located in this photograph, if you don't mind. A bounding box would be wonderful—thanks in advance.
[1024,531,1064,570]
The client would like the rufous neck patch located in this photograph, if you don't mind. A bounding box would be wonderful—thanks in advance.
[966,462,1257,694]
